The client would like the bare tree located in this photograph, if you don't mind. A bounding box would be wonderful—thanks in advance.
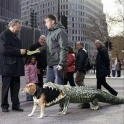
[108,0,124,36]
[86,12,108,42]
[109,36,124,61]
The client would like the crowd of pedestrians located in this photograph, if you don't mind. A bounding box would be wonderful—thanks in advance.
[0,15,122,112]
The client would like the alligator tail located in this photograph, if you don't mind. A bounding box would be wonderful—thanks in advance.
[100,91,124,104]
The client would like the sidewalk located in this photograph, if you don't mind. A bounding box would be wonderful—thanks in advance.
[85,73,124,79]
[85,70,124,79]
[0,75,124,124]
[0,74,124,124]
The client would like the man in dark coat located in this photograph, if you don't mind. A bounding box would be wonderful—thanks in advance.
[95,40,118,96]
[0,19,26,112]
[75,42,88,86]
[29,35,47,87]
[75,42,90,109]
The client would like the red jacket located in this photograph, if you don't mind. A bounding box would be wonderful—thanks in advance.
[66,53,75,72]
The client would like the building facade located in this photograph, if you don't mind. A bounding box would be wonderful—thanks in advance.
[21,0,104,61]
[0,0,21,21]
[0,0,41,49]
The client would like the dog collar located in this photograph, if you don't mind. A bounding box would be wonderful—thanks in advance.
[33,85,43,99]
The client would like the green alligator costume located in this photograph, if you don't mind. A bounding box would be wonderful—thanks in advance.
[43,82,124,115]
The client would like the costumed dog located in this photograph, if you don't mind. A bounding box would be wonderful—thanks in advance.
[22,83,66,119]
[22,83,124,119]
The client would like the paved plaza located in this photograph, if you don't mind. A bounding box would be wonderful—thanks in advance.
[0,72,124,124]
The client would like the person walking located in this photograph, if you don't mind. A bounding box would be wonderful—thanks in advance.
[116,60,121,77]
[111,61,116,77]
[75,42,88,86]
[37,14,68,85]
[24,56,38,101]
[0,19,26,112]
[95,40,118,96]
[28,35,47,87]
[64,46,76,86]
[75,42,90,108]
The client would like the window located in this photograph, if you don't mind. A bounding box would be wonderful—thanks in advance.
[72,23,74,27]
[63,5,65,9]
[66,5,68,9]
[72,17,74,21]
[72,30,74,34]
[78,37,80,41]
[66,11,68,15]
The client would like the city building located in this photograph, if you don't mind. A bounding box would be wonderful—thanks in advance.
[0,0,41,49]
[0,0,21,21]
[21,0,105,61]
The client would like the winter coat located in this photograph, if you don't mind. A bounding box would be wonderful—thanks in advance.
[75,48,88,73]
[25,42,47,70]
[111,64,116,71]
[66,53,75,72]
[39,23,68,67]
[0,29,24,76]
[95,46,110,78]
[24,63,38,84]
[116,62,121,71]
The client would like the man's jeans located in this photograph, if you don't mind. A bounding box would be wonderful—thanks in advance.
[46,65,64,85]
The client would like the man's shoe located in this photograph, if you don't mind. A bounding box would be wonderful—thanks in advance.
[78,103,90,109]
[2,108,9,112]
[113,92,118,96]
[12,107,24,112]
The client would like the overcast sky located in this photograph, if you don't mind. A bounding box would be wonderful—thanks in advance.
[101,0,123,36]
[101,0,118,15]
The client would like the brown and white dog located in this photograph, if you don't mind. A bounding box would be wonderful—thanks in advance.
[22,83,65,119]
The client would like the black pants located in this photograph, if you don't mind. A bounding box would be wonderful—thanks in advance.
[117,71,121,77]
[107,69,111,77]
[1,76,20,109]
[37,69,44,87]
[97,77,117,95]
[64,72,75,86]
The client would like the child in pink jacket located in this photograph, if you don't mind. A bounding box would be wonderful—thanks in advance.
[25,56,38,101]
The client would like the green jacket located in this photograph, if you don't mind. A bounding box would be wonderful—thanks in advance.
[39,23,68,67]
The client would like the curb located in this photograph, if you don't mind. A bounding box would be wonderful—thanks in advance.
[85,76,124,79]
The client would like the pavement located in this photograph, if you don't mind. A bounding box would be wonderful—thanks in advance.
[0,71,124,124]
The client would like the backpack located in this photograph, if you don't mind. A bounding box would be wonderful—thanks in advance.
[86,58,92,71]
[82,49,92,71]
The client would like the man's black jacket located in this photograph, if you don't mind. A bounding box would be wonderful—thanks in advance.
[0,29,24,76]
[28,42,47,70]
[75,48,88,73]
[96,45,110,78]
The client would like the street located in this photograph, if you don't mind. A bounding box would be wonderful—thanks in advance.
[0,72,124,124]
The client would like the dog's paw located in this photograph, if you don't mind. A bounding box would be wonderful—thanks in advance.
[38,114,44,119]
[38,116,43,119]
[28,114,33,117]
[57,111,62,115]
[57,111,66,115]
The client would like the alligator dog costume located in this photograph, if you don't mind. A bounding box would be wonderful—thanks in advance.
[22,82,124,118]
